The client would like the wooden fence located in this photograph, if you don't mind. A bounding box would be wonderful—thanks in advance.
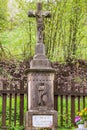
[0,78,87,129]
[0,79,27,129]
[54,81,87,127]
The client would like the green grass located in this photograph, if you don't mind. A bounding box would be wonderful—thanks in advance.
[1,96,86,129]
[0,95,86,129]
[0,95,27,129]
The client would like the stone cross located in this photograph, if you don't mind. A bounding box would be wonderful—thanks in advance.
[28,2,51,44]
[25,2,58,130]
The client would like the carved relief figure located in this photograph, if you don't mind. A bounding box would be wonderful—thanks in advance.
[38,83,47,106]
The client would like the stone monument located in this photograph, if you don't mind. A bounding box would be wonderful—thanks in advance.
[25,2,58,130]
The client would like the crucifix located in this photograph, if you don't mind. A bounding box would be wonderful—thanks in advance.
[28,2,51,44]
[25,2,58,130]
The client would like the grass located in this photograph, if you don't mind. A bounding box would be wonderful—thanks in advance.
[1,95,87,129]
[0,95,86,130]
[0,95,27,129]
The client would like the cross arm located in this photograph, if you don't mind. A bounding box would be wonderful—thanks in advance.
[28,10,51,18]
[28,10,36,17]
[42,11,51,18]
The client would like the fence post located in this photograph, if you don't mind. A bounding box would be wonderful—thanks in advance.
[60,95,63,126]
[2,79,7,129]
[14,83,17,126]
[66,95,68,124]
[54,95,58,111]
[20,80,24,126]
[71,95,75,125]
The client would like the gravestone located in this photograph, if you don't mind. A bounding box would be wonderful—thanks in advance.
[25,2,58,130]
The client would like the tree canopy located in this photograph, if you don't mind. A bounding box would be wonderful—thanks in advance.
[0,0,87,62]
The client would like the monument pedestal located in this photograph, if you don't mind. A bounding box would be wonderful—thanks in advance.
[25,109,58,130]
[25,68,58,130]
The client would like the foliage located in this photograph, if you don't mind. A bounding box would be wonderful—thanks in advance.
[77,108,87,121]
[0,0,10,61]
[44,0,86,61]
[0,0,8,31]
[0,95,75,130]
[9,126,24,130]
[0,96,27,129]
[0,0,87,62]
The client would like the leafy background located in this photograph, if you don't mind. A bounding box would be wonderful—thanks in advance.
[0,0,87,62]
[0,0,87,130]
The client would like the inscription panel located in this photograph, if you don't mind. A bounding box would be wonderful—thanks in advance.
[32,115,53,128]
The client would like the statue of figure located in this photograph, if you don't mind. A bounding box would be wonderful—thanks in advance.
[36,16,44,43]
[38,83,47,106]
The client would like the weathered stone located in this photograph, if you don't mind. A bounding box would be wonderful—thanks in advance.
[25,110,58,130]
[35,43,45,55]
[25,2,58,130]
[28,2,51,69]
[30,59,51,69]
[27,71,54,110]
[28,2,51,44]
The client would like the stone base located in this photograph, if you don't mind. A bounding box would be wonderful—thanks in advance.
[25,109,58,130]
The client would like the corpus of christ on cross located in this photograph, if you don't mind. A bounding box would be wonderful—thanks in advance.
[28,2,51,44]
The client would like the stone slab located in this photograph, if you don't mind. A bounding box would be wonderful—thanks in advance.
[25,109,58,130]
